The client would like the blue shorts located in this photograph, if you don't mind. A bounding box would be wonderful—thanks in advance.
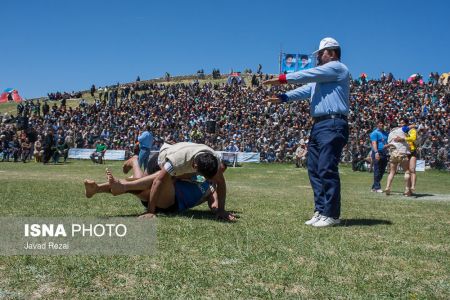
[175,180,211,212]
[140,179,211,213]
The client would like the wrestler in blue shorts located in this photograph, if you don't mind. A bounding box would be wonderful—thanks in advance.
[139,178,217,214]
[84,156,227,219]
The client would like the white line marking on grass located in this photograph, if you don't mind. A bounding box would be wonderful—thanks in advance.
[410,194,450,202]
[378,193,450,202]
[295,185,312,189]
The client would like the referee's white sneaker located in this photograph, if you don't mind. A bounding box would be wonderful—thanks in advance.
[312,216,341,228]
[304,211,321,225]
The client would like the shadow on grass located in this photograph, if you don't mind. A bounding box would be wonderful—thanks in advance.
[341,219,393,226]
[106,214,141,218]
[411,193,434,198]
[383,191,435,198]
[112,210,241,222]
[166,209,241,221]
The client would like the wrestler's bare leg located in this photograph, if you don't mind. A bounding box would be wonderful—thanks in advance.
[402,159,412,196]
[129,156,145,179]
[122,155,138,174]
[106,169,175,209]
[409,156,417,192]
[384,162,398,195]
[107,168,159,196]
[84,180,111,198]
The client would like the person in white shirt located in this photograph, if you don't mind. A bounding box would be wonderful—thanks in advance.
[384,126,412,196]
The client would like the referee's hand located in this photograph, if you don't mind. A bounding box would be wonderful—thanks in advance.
[263,96,282,104]
[262,78,282,85]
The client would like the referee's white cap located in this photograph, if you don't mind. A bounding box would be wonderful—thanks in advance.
[313,37,340,54]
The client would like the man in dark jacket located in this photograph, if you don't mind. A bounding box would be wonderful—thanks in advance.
[43,129,56,164]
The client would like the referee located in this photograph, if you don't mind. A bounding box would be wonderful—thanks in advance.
[263,37,350,227]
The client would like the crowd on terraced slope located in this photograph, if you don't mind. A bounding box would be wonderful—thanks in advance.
[0,73,449,169]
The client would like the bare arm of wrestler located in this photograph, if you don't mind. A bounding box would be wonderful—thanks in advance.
[207,190,218,210]
[207,190,236,221]
[140,168,171,218]
[210,164,236,221]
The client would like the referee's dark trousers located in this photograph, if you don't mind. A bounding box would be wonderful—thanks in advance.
[307,118,349,219]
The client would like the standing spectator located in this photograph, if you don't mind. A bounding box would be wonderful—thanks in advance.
[21,137,32,163]
[370,120,389,192]
[42,101,50,116]
[17,103,24,116]
[98,88,103,101]
[137,125,154,171]
[264,37,349,227]
[10,136,21,162]
[103,87,108,102]
[43,129,56,164]
[35,100,41,116]
[90,84,96,97]
[1,135,10,162]
[65,133,74,149]
[251,74,259,87]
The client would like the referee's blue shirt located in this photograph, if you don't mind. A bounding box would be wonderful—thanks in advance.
[279,61,350,118]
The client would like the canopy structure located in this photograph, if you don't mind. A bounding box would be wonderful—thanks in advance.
[227,72,245,85]
[407,74,424,85]
[0,88,23,103]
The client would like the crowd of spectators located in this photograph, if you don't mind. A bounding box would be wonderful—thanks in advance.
[0,72,449,169]
[48,91,82,101]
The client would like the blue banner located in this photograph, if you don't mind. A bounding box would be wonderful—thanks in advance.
[280,53,313,73]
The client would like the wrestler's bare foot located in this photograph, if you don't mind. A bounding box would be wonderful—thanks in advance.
[122,156,138,174]
[106,168,126,196]
[84,180,98,198]
[138,212,156,219]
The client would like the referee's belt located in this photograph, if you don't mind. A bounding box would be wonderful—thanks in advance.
[313,114,348,123]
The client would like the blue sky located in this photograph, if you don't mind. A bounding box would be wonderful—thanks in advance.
[1,0,449,98]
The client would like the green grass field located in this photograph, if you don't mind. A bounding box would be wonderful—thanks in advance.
[0,161,449,299]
